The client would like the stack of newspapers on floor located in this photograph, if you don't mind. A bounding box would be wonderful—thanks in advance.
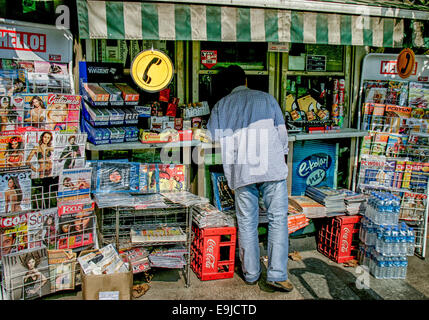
[192,203,236,228]
[148,245,187,269]
[78,244,129,275]
[337,188,367,215]
[305,186,346,217]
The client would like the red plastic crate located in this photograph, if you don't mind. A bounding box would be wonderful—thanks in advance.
[191,225,236,281]
[317,215,362,263]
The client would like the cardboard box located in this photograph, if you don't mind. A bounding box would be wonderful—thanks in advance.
[84,83,110,102]
[79,249,133,300]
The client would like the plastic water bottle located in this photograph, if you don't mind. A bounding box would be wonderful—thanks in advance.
[393,195,401,225]
[399,256,408,279]
[391,227,399,256]
[383,227,392,256]
[399,223,408,256]
[376,226,383,254]
[407,227,415,256]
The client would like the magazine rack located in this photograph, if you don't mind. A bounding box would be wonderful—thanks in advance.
[96,194,192,288]
[357,113,429,258]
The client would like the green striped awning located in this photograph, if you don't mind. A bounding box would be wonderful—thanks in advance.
[76,0,427,48]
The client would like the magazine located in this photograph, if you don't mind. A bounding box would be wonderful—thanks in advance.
[211,172,235,211]
[0,212,28,260]
[408,82,429,108]
[400,191,427,221]
[359,155,387,187]
[53,133,87,176]
[370,133,389,156]
[161,191,209,207]
[383,105,412,134]
[148,245,187,269]
[385,134,408,158]
[119,247,150,274]
[22,94,49,130]
[363,81,388,104]
[94,161,140,193]
[0,168,32,214]
[57,168,92,204]
[2,247,51,300]
[360,134,373,157]
[393,160,407,189]
[361,103,374,131]
[370,104,386,131]
[27,208,58,250]
[44,94,81,132]
[147,164,158,193]
[0,69,28,96]
[47,249,76,291]
[56,201,96,250]
[23,130,56,178]
[158,164,186,192]
[0,95,25,132]
[0,134,26,169]
[385,81,409,106]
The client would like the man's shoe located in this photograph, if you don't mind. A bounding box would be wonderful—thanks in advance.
[266,280,294,292]
[244,276,260,286]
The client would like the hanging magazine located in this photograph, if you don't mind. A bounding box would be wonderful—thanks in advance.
[2,247,51,300]
[0,168,32,214]
[0,133,26,169]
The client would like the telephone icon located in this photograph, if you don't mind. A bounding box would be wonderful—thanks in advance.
[400,53,410,74]
[142,57,162,84]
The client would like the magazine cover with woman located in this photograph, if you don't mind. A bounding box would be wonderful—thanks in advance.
[53,133,87,176]
[0,212,28,260]
[0,95,25,132]
[24,130,56,178]
[57,168,92,204]
[2,247,51,300]
[0,134,26,169]
[22,94,49,130]
[0,168,32,215]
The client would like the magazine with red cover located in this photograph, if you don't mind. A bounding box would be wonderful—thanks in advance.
[45,94,81,133]
[0,133,26,169]
[158,164,186,192]
[56,201,95,250]
[0,212,28,260]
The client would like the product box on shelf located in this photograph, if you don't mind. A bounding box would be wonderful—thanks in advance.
[107,108,124,126]
[82,101,109,126]
[135,105,152,118]
[82,119,110,145]
[139,129,192,144]
[114,83,139,103]
[124,126,139,142]
[99,83,124,106]
[183,102,210,119]
[108,127,124,144]
[123,108,139,125]
[83,83,110,103]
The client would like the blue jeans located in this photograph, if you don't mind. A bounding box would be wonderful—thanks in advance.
[234,179,289,283]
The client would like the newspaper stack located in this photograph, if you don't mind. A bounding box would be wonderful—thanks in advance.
[130,226,187,244]
[289,196,327,218]
[337,188,367,215]
[288,213,310,234]
[148,245,187,269]
[161,191,210,207]
[94,192,135,208]
[119,246,151,274]
[192,203,236,229]
[305,186,346,216]
[132,194,168,209]
[77,244,129,275]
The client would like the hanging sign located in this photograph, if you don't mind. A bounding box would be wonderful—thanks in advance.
[130,49,174,93]
[397,48,416,79]
[201,50,217,69]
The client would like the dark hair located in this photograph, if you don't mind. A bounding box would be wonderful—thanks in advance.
[30,96,45,109]
[68,135,76,143]
[223,65,246,93]
[7,136,22,153]
[39,132,52,146]
[8,176,22,203]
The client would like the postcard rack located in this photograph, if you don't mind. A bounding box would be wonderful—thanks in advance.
[96,195,192,287]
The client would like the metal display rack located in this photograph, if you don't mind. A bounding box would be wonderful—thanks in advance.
[96,194,192,287]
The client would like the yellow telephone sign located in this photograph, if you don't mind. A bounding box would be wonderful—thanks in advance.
[131,49,174,92]
[397,48,415,79]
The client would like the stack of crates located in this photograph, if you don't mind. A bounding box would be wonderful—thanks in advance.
[317,215,362,263]
[191,224,236,281]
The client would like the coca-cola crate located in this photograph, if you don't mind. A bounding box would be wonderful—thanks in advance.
[191,225,236,281]
[317,215,362,263]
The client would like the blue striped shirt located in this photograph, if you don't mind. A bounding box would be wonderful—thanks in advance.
[207,86,289,190]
